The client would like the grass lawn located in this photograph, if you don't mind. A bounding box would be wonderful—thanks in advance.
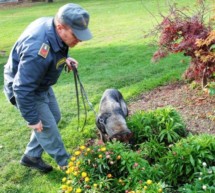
[0,0,212,192]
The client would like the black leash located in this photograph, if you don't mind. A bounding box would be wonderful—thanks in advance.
[69,62,97,131]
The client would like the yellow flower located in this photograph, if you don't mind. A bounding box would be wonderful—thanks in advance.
[76,188,82,193]
[146,179,152,185]
[66,169,71,174]
[66,180,72,185]
[107,173,112,178]
[81,172,87,178]
[93,183,98,188]
[71,157,76,161]
[76,161,81,166]
[66,186,73,192]
[73,171,78,176]
[86,148,91,152]
[101,147,106,152]
[85,177,90,182]
[80,145,86,150]
[158,188,163,193]
[62,177,67,183]
[74,151,81,156]
[61,185,68,191]
[144,186,147,190]
[68,162,74,167]
[118,179,123,183]
[117,155,121,160]
[98,154,103,158]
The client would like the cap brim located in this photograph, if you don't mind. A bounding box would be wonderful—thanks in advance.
[73,28,92,41]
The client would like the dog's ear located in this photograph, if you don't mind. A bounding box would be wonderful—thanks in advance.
[119,99,128,117]
[96,115,110,143]
[96,113,111,133]
[96,115,106,134]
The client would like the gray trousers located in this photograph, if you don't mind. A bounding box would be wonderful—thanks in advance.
[24,87,70,166]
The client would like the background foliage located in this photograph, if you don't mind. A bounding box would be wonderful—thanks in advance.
[151,0,215,87]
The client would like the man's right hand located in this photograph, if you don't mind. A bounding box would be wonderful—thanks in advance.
[66,57,78,72]
[28,120,43,132]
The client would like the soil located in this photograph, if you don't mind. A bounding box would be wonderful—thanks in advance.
[128,81,215,135]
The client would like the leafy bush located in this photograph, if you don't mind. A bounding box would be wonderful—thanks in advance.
[60,141,163,193]
[60,107,214,193]
[178,164,215,193]
[131,180,164,193]
[127,107,187,146]
[150,1,215,85]
[138,139,167,164]
[161,134,215,186]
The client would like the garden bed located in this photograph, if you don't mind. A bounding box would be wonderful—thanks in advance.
[129,81,215,135]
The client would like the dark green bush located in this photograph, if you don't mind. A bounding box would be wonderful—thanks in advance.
[139,139,167,164]
[161,134,215,186]
[127,106,187,146]
[178,165,215,193]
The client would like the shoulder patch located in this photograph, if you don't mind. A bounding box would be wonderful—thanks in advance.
[38,43,50,58]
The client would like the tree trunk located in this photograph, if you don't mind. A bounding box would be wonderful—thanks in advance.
[202,67,208,89]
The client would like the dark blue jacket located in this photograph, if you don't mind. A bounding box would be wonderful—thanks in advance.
[4,17,68,125]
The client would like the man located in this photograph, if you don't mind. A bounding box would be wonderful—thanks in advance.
[3,3,92,173]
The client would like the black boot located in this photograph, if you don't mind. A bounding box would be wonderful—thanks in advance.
[20,154,53,173]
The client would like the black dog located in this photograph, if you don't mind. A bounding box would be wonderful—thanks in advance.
[96,89,132,143]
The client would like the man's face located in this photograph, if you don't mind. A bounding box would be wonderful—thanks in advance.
[57,24,81,47]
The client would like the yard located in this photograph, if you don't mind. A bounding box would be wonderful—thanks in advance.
[0,0,214,192]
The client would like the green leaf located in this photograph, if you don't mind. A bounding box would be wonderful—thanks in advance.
[210,44,215,51]
[189,155,195,167]
[209,88,215,95]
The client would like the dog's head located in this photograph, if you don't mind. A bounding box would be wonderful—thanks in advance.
[96,113,133,143]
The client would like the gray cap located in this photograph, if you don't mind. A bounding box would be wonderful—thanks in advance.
[57,3,92,41]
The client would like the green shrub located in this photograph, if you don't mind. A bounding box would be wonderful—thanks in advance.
[161,134,215,186]
[127,107,187,146]
[139,139,167,164]
[178,164,215,193]
[60,141,163,193]
[60,108,214,193]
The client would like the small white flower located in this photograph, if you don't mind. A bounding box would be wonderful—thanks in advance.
[198,177,202,181]
[202,185,207,190]
[208,170,212,174]
[202,162,207,167]
[199,172,203,176]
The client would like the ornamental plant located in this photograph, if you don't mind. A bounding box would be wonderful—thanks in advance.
[60,141,163,193]
[127,107,187,146]
[161,134,215,186]
[128,179,164,193]
[59,107,215,192]
[127,107,187,164]
[178,164,215,193]
[150,1,215,87]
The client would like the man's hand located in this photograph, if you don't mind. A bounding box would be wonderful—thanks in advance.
[66,57,78,72]
[28,120,43,132]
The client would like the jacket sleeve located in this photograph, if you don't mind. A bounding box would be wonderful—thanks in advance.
[13,39,50,125]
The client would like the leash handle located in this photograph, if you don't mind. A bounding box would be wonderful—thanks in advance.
[70,61,77,73]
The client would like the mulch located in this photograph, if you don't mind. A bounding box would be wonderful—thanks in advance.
[128,81,215,135]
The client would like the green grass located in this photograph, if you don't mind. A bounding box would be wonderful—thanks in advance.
[0,0,212,192]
